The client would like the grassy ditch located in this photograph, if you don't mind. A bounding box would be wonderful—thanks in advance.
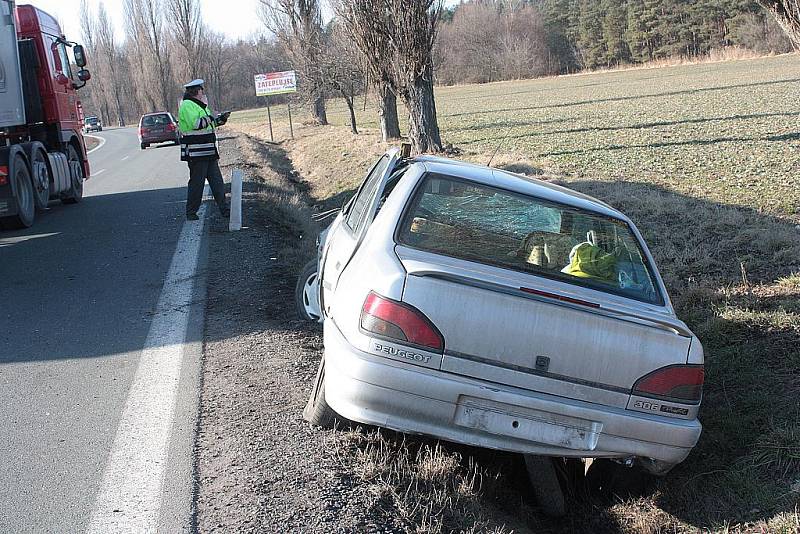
[228,54,800,533]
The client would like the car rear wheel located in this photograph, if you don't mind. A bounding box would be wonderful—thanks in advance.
[523,455,568,517]
[140,143,148,150]
[0,154,35,229]
[303,356,339,428]
[295,259,322,322]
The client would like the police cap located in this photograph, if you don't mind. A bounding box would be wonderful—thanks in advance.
[183,79,205,90]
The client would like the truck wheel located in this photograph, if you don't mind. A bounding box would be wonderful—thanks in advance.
[0,154,35,229]
[523,454,567,517]
[31,148,51,211]
[295,259,323,322]
[61,145,84,204]
[302,356,339,429]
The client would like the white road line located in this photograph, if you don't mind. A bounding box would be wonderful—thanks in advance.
[87,205,207,534]
[93,169,106,176]
[86,135,106,154]
[121,155,130,161]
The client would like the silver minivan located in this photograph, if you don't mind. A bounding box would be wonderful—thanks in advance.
[300,149,703,515]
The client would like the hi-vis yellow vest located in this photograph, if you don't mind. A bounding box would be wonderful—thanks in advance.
[178,98,218,162]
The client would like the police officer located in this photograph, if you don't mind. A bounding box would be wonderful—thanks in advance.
[178,79,231,220]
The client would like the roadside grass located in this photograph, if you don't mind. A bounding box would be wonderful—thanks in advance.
[228,53,800,532]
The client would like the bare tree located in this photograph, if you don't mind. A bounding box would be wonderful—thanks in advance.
[95,4,127,126]
[79,0,107,121]
[757,0,800,49]
[204,31,234,110]
[336,0,401,141]
[125,0,175,112]
[167,0,206,82]
[259,0,328,125]
[388,0,444,153]
[323,22,365,134]
[124,0,157,113]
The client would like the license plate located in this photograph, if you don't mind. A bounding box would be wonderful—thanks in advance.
[453,396,601,450]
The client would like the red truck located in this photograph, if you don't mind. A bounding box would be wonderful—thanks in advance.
[0,1,92,229]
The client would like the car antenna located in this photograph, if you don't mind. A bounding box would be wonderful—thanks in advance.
[486,126,513,167]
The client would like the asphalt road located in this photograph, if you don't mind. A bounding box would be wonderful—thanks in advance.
[0,129,205,533]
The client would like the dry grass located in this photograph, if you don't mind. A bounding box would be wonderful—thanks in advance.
[228,55,800,533]
[339,428,519,534]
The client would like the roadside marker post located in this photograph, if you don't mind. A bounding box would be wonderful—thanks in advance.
[230,169,243,231]
[287,101,294,139]
[266,96,274,142]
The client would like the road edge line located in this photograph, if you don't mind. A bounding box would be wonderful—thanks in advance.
[86,204,207,533]
[86,134,106,154]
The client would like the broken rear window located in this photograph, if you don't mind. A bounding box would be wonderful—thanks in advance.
[397,174,663,305]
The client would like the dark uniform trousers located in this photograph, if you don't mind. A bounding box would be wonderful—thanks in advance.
[186,158,227,216]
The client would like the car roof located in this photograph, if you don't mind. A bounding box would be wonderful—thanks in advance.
[413,155,624,220]
[141,112,172,117]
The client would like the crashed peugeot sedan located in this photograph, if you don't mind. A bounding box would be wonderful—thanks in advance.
[299,148,703,513]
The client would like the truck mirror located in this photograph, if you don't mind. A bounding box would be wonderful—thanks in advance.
[73,45,87,67]
[78,69,91,82]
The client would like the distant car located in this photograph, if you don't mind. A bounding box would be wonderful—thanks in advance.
[83,116,102,133]
[138,112,179,149]
[298,148,704,516]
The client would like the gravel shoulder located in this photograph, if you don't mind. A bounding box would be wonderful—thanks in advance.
[194,134,394,533]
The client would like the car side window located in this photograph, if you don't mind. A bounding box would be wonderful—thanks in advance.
[345,155,389,232]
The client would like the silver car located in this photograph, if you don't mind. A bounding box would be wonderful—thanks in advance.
[299,148,703,515]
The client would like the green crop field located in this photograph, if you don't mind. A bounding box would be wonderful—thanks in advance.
[229,55,800,532]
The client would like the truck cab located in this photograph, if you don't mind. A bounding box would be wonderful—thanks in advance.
[0,1,92,229]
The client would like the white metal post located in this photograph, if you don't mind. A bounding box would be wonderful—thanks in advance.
[229,169,243,231]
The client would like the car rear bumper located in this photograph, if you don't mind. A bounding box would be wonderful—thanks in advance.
[323,322,701,468]
[140,134,179,143]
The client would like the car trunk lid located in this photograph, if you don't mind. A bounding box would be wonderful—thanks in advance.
[397,246,692,403]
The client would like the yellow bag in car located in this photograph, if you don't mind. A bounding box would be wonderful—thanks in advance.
[561,242,617,282]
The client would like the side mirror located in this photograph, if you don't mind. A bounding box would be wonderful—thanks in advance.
[73,45,87,67]
[78,69,91,82]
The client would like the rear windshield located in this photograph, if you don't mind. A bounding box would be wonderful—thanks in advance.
[397,174,664,305]
[85,117,98,124]
[142,114,172,126]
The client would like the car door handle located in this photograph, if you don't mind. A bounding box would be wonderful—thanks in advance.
[335,261,342,270]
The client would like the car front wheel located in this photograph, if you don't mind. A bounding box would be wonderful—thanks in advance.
[295,259,322,322]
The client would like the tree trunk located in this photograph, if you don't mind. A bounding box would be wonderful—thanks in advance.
[114,88,126,127]
[311,94,328,125]
[758,1,800,49]
[401,66,442,154]
[344,95,358,135]
[377,79,401,142]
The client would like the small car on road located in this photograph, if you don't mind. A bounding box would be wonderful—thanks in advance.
[83,116,102,133]
[138,112,180,149]
[298,148,704,515]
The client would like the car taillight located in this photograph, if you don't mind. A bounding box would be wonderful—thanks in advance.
[0,165,7,186]
[633,365,704,403]
[166,123,176,132]
[139,127,148,136]
[360,292,443,351]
